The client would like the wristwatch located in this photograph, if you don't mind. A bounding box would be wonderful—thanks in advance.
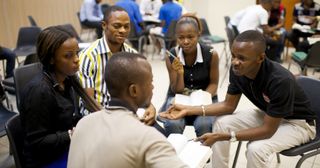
[230,131,237,142]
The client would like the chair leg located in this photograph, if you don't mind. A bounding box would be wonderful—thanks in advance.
[276,153,281,163]
[232,141,242,168]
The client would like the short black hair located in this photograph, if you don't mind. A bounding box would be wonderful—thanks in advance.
[234,30,266,54]
[105,52,147,97]
[103,5,127,22]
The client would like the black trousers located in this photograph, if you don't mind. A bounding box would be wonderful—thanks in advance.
[81,20,103,39]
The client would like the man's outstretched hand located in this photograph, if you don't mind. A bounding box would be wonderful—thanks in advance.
[159,104,191,120]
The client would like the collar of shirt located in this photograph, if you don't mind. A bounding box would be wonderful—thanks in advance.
[100,35,135,59]
[43,71,72,90]
[177,43,203,66]
[107,98,136,112]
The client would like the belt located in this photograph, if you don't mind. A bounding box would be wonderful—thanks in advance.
[306,119,315,126]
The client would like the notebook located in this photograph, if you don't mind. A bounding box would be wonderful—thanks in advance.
[167,134,212,168]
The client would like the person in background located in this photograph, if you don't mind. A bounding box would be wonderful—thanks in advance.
[140,0,162,21]
[174,0,187,14]
[148,0,182,58]
[115,0,146,35]
[230,0,282,63]
[20,25,100,168]
[268,0,286,61]
[287,0,320,52]
[68,52,188,168]
[80,0,104,38]
[160,30,316,168]
[159,13,219,137]
[78,6,166,136]
[0,46,16,78]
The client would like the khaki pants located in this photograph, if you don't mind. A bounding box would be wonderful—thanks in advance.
[211,109,316,168]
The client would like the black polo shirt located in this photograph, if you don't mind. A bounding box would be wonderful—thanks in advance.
[227,58,316,120]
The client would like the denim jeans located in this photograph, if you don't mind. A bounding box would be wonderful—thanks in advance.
[0,47,16,78]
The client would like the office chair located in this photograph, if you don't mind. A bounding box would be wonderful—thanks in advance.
[13,26,41,65]
[0,81,16,137]
[127,21,147,53]
[5,114,24,168]
[27,16,37,27]
[14,63,42,112]
[199,18,227,62]
[288,41,320,76]
[2,54,39,95]
[76,12,95,42]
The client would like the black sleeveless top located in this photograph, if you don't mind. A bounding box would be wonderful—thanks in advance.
[168,43,213,96]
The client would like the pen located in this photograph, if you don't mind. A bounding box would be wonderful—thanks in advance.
[166,50,176,59]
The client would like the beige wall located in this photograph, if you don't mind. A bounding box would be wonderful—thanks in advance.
[184,0,256,38]
[0,0,115,48]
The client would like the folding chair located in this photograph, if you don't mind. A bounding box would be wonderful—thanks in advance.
[13,26,41,65]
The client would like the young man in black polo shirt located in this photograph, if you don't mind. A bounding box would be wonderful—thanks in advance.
[160,30,316,168]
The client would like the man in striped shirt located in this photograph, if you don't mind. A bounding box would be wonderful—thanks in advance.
[78,6,166,135]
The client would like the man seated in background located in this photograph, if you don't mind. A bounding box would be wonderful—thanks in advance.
[140,0,162,22]
[268,0,286,61]
[230,0,283,63]
[0,46,16,78]
[68,52,188,168]
[149,0,182,58]
[80,0,104,38]
[161,30,316,168]
[287,0,320,53]
[78,6,166,136]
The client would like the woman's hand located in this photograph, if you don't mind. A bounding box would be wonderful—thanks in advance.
[171,57,184,74]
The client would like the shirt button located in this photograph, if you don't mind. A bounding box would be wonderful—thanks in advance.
[190,74,193,77]
[191,79,193,81]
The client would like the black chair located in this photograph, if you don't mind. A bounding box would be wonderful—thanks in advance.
[279,76,320,168]
[288,41,320,75]
[127,21,147,52]
[5,114,24,168]
[27,16,37,26]
[154,20,177,51]
[232,76,320,168]
[0,82,16,137]
[2,54,39,95]
[76,12,95,41]
[61,24,83,42]
[13,26,41,65]
[14,63,42,112]
[200,18,228,67]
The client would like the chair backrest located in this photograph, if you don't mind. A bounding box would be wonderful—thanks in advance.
[23,53,39,66]
[296,76,320,137]
[128,21,139,39]
[61,24,82,42]
[224,16,230,27]
[5,114,24,168]
[27,16,37,26]
[77,12,90,30]
[16,27,41,48]
[0,82,16,137]
[200,18,211,36]
[305,41,320,67]
[225,26,236,50]
[14,63,42,112]
[165,20,177,38]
